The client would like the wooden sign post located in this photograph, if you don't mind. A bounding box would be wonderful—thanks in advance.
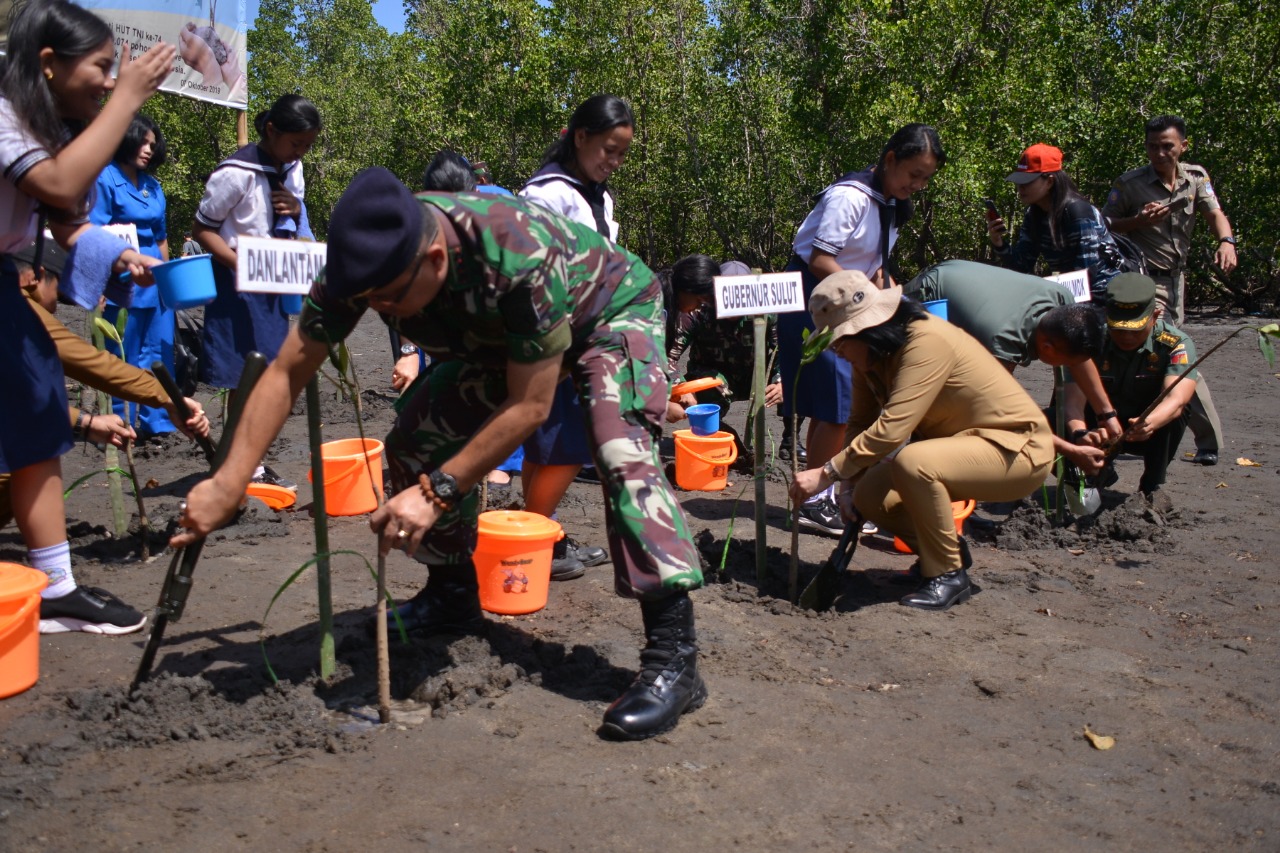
[713,271,806,587]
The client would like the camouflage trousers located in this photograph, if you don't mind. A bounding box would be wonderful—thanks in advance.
[384,294,703,601]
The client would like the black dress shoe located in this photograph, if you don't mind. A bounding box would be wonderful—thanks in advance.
[551,538,586,581]
[900,568,973,611]
[893,537,972,585]
[382,574,485,636]
[1191,450,1218,466]
[565,536,609,567]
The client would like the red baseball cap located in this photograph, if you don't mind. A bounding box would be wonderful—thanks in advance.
[1006,143,1063,184]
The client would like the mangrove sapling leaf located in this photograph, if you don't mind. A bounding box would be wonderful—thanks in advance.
[1256,323,1278,368]
[259,550,409,684]
[93,315,123,345]
[62,466,131,499]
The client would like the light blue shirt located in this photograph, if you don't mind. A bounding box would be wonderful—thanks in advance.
[90,162,167,309]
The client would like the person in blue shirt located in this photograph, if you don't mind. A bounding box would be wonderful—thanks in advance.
[90,114,175,437]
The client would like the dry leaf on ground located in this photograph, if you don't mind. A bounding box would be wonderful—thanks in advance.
[1083,726,1115,750]
[1236,457,1263,467]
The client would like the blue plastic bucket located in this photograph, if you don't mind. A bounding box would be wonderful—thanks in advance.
[281,294,304,314]
[923,299,949,321]
[154,255,216,309]
[686,403,721,436]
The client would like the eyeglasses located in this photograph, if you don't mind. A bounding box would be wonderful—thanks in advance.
[367,252,426,308]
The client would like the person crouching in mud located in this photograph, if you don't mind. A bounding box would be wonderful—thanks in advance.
[789,271,1055,611]
[173,167,707,741]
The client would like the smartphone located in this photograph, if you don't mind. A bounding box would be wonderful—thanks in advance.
[983,198,1006,233]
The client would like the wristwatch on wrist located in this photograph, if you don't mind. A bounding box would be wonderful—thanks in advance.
[400,342,419,356]
[429,468,461,506]
[822,459,840,482]
[1096,410,1119,422]
[1218,236,1236,245]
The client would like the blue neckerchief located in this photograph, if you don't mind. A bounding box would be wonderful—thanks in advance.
[213,144,300,239]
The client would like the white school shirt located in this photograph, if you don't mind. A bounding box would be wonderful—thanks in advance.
[0,97,49,254]
[792,182,898,277]
[194,160,307,250]
[520,164,619,241]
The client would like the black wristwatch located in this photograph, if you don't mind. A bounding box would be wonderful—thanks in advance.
[429,468,461,505]
[1218,236,1236,245]
[400,342,419,356]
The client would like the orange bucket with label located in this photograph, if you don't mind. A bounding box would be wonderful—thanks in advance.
[0,562,48,699]
[893,499,976,554]
[474,511,563,615]
[307,438,384,516]
[673,429,738,491]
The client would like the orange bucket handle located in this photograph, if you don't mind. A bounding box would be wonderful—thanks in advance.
[317,456,372,489]
[682,441,739,467]
[0,593,40,644]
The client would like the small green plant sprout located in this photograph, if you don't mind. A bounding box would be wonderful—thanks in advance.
[87,307,131,539]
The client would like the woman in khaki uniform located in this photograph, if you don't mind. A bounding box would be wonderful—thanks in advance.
[790,271,1055,610]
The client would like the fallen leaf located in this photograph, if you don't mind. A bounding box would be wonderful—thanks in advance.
[1183,452,1196,458]
[144,478,160,489]
[1083,726,1115,750]
[1068,548,1084,556]
[1036,607,1053,617]
[1215,482,1228,489]
[1236,457,1263,467]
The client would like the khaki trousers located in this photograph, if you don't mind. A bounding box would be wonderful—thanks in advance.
[853,432,1053,577]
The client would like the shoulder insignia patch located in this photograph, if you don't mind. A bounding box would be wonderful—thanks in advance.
[1171,349,1189,365]
[1156,331,1181,347]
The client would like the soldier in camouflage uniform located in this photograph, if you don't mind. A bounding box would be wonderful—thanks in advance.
[666,256,781,462]
[1064,274,1198,497]
[1102,114,1232,466]
[174,167,706,741]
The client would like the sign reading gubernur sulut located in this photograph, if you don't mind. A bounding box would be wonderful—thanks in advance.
[714,272,806,318]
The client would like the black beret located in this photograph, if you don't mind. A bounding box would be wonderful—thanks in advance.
[14,239,68,278]
[324,167,423,299]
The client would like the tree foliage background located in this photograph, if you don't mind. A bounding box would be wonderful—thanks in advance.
[146,0,1279,310]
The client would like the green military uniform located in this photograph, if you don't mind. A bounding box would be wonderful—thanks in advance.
[667,303,779,446]
[302,191,702,600]
[1102,161,1224,457]
[904,260,1077,367]
[1074,317,1197,494]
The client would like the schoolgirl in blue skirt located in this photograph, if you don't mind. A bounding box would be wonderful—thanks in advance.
[193,94,321,389]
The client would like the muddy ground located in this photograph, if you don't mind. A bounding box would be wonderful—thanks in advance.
[2,307,1277,852]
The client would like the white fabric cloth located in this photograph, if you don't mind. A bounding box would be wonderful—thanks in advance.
[520,164,618,241]
[194,160,307,249]
[0,97,50,254]
[792,182,898,277]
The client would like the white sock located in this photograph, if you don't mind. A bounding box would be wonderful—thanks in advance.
[31,541,76,599]
[253,465,265,480]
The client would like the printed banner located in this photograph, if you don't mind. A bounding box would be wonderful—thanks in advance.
[80,0,247,108]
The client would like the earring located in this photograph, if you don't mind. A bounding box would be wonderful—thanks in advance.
[44,69,53,80]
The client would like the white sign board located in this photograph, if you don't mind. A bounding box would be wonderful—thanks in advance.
[1044,269,1092,303]
[102,223,139,249]
[236,236,326,295]
[714,272,806,319]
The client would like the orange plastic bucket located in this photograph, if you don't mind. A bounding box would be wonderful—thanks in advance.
[0,562,48,699]
[894,499,977,554]
[307,438,384,516]
[474,511,563,615]
[673,429,738,491]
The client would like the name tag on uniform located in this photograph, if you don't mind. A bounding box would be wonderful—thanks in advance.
[714,272,806,318]
[101,223,139,249]
[236,236,327,295]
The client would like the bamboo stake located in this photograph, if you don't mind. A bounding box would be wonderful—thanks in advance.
[305,378,335,680]
[376,552,391,724]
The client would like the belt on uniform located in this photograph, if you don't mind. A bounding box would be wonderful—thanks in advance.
[1147,263,1184,278]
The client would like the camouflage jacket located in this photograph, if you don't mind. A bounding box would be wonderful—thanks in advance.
[667,303,780,393]
[301,192,660,366]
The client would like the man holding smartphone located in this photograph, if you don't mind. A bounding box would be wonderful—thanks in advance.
[1102,114,1233,466]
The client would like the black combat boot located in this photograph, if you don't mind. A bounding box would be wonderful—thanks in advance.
[600,591,707,740]
[386,563,485,635]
